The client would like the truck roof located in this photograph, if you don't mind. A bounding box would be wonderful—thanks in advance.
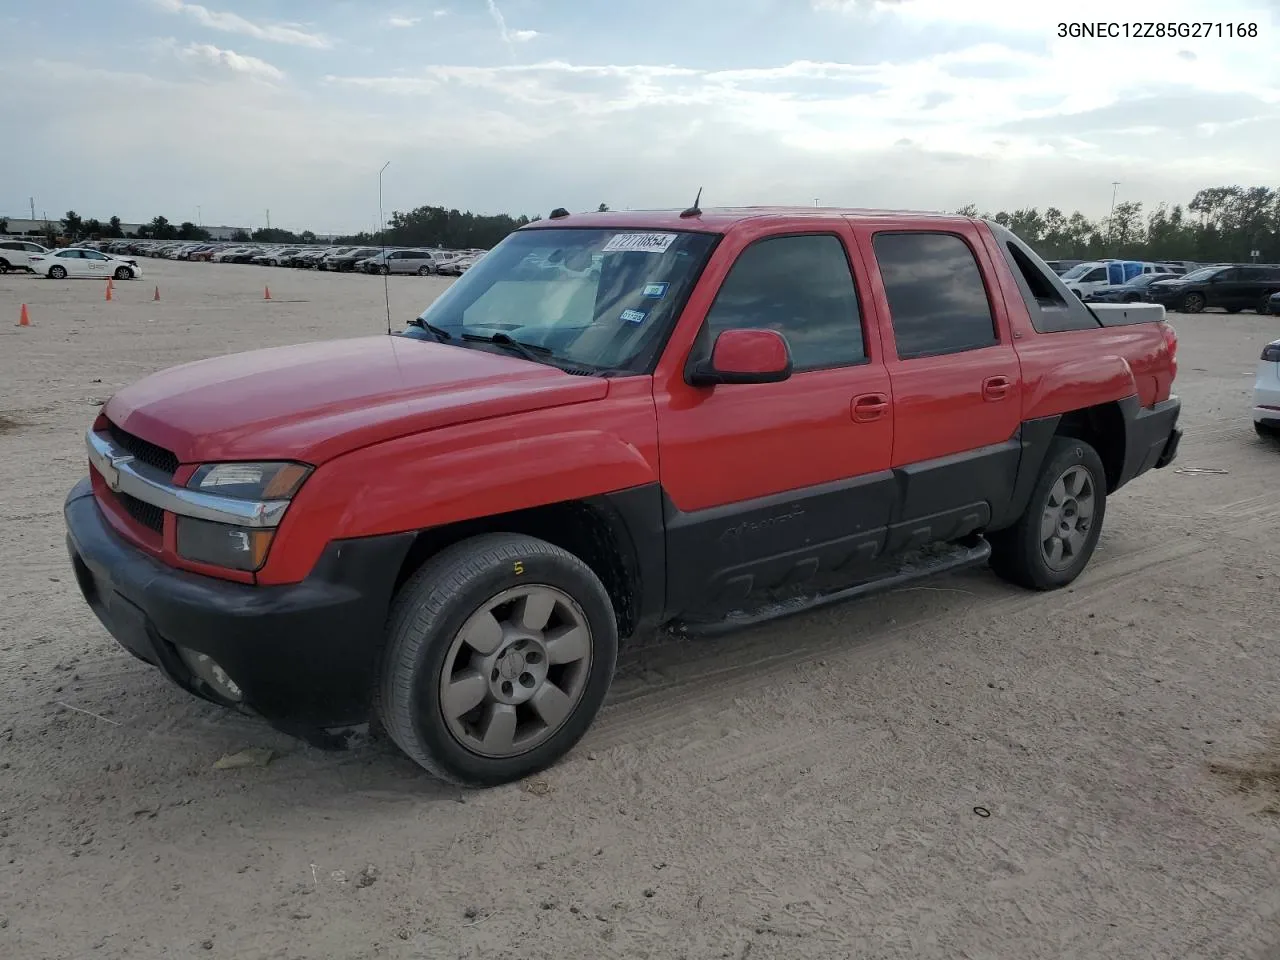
[522,206,968,233]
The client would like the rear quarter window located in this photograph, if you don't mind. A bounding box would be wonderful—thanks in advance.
[987,223,1100,334]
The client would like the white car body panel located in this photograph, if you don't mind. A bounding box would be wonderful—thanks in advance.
[1255,339,1280,429]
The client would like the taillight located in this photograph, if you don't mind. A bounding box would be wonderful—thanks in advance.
[1262,343,1280,363]
[1160,321,1178,379]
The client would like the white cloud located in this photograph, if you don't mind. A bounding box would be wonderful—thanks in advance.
[434,9,449,17]
[387,16,421,28]
[152,0,331,49]
[511,29,540,42]
[162,39,285,82]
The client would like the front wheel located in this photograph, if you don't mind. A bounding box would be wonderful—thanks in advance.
[113,266,132,280]
[378,533,618,786]
[989,436,1107,590]
[49,265,67,279]
[1182,292,1205,313]
[380,264,390,275]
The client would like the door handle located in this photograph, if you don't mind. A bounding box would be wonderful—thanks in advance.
[851,393,889,422]
[982,376,1012,402]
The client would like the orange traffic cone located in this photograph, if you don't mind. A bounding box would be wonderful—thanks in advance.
[105,278,113,302]
[263,285,272,300]
[18,303,30,326]
[153,285,161,301]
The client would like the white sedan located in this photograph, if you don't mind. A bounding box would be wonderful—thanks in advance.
[1255,338,1280,439]
[28,248,143,281]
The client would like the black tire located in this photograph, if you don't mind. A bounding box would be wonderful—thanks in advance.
[49,265,67,279]
[1260,295,1275,315]
[989,436,1107,591]
[113,266,132,280]
[0,259,9,274]
[1226,307,1242,314]
[1182,292,1205,313]
[417,265,431,276]
[378,533,618,786]
[380,264,390,275]
[1257,421,1280,440]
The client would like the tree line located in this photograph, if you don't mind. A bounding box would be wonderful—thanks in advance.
[957,185,1279,263]
[14,190,1277,263]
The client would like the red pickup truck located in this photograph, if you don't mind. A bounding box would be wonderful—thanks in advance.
[65,208,1182,785]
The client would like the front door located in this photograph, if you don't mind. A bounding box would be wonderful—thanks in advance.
[654,224,896,619]
[851,222,1023,552]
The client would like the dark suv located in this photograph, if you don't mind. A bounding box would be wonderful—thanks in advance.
[1147,264,1280,314]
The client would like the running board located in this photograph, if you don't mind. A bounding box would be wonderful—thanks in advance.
[671,537,991,638]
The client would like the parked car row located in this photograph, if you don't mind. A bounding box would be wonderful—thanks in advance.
[68,238,488,277]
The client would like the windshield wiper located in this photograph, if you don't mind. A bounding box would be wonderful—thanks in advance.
[460,331,551,363]
[405,317,453,342]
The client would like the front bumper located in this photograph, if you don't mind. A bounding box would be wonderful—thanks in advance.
[64,479,413,737]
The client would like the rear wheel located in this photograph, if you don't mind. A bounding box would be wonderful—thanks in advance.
[1260,295,1275,315]
[417,266,432,276]
[990,437,1107,590]
[49,265,67,279]
[378,533,618,786]
[0,259,9,274]
[1182,292,1205,313]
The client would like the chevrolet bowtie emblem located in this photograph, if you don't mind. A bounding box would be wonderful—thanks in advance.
[102,453,134,493]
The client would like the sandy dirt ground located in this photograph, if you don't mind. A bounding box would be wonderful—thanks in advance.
[1,258,1279,959]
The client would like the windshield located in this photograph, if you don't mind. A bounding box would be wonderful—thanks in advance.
[1179,267,1223,282]
[408,227,719,373]
[1060,263,1094,280]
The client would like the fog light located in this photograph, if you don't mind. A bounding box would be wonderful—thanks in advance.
[177,647,244,703]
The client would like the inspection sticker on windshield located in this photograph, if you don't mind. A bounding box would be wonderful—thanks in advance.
[642,282,669,299]
[620,308,647,324]
[603,232,677,254]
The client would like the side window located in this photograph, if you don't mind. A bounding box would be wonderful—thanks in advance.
[699,234,866,371]
[56,250,82,259]
[1081,267,1107,282]
[1005,243,1066,308]
[872,232,998,360]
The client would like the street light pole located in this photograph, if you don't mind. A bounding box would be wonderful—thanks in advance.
[1108,181,1120,245]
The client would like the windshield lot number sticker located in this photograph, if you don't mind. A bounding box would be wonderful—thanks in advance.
[620,309,647,324]
[642,282,669,298]
[603,233,677,254]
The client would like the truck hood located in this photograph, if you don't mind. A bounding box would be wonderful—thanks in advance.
[102,336,609,465]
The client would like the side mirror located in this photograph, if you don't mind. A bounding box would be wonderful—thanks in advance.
[688,329,793,387]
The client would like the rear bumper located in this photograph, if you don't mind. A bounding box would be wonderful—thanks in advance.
[64,478,412,736]
[1118,396,1181,489]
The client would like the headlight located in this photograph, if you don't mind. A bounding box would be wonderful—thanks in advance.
[177,462,311,570]
[188,461,310,500]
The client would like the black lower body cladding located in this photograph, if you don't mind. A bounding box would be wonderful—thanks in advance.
[63,479,413,738]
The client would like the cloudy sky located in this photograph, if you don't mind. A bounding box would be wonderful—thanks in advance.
[2,0,1277,232]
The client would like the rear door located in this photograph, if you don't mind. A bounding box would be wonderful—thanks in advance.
[850,220,1023,552]
[654,223,896,618]
[54,250,86,276]
[1205,267,1242,308]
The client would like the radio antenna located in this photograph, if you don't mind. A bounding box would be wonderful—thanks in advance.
[378,160,392,336]
[679,187,703,219]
